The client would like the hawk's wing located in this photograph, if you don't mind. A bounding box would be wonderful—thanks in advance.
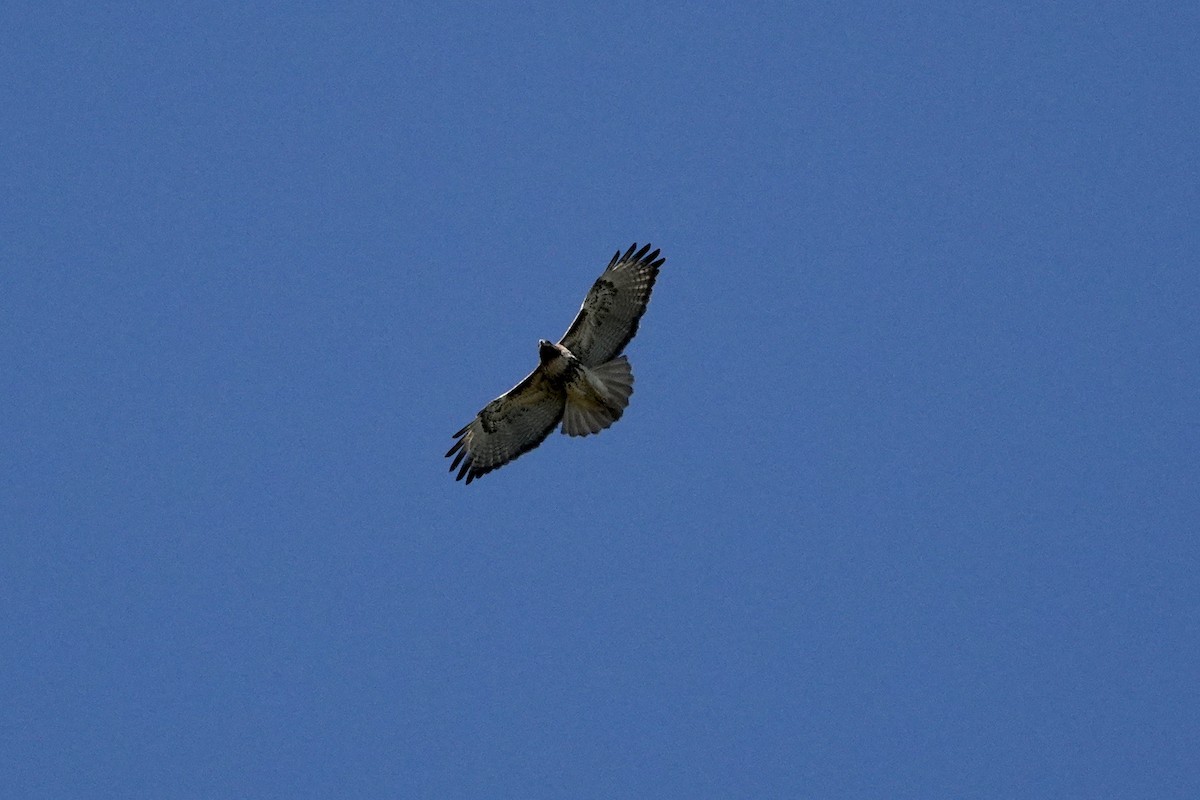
[445,367,566,484]
[559,243,664,367]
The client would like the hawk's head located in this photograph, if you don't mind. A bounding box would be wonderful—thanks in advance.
[538,339,559,363]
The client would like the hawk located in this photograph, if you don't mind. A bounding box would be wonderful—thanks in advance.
[446,243,665,484]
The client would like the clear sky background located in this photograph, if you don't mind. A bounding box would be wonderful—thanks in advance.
[3,3,1198,798]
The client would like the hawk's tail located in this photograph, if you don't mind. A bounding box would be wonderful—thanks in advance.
[561,356,634,437]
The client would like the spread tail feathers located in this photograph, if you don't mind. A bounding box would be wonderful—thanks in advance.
[561,356,634,437]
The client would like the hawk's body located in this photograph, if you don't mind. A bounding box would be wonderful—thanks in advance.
[446,243,664,484]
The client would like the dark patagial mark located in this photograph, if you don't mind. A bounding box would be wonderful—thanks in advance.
[479,401,505,434]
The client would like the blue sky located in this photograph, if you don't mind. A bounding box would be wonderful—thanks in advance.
[3,2,1198,797]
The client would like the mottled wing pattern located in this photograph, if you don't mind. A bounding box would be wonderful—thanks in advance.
[445,368,566,484]
[559,243,664,367]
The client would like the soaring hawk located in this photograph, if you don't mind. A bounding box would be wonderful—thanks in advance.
[446,243,665,484]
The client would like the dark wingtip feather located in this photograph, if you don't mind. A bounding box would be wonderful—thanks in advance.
[606,242,668,271]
